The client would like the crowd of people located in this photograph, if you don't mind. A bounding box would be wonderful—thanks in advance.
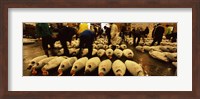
[35,23,177,57]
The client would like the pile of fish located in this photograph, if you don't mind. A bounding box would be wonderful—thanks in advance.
[55,36,133,58]
[125,36,177,67]
[27,53,149,76]
[27,35,177,76]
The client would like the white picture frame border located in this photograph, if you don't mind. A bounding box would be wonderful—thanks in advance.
[8,8,192,91]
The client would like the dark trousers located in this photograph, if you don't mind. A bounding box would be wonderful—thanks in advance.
[42,36,55,56]
[78,36,93,58]
[42,36,54,50]
[151,37,162,46]
[120,32,125,42]
[129,32,132,38]
[171,32,177,42]
[166,34,171,40]
[133,34,141,46]
[60,38,69,56]
[107,35,111,45]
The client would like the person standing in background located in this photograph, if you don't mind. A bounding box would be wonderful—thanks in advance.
[77,23,88,35]
[57,23,77,56]
[152,25,157,38]
[131,27,136,38]
[140,26,149,45]
[97,26,103,38]
[165,25,172,41]
[151,23,165,46]
[110,23,119,50]
[139,27,146,45]
[49,23,58,43]
[128,27,132,38]
[35,23,55,57]
[144,26,149,38]
[171,24,177,42]
[120,25,126,43]
[77,30,96,58]
[76,23,96,58]
[133,27,141,46]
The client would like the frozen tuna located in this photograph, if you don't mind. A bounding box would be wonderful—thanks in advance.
[112,60,126,76]
[123,49,134,59]
[92,49,98,56]
[114,49,123,58]
[159,46,171,52]
[116,45,121,49]
[143,46,152,52]
[69,48,78,56]
[93,44,98,49]
[41,57,66,76]
[125,60,145,76]
[136,46,144,52]
[120,44,127,50]
[149,51,169,62]
[106,49,114,59]
[128,40,133,45]
[84,57,101,75]
[57,57,77,76]
[97,49,105,57]
[98,59,112,76]
[27,55,47,70]
[97,44,103,49]
[70,57,88,76]
[82,48,88,56]
[103,45,109,50]
[31,57,56,75]
[165,53,177,62]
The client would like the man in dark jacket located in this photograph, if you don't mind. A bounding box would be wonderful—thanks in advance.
[36,23,55,57]
[57,23,77,56]
[133,27,141,46]
[77,30,96,58]
[144,26,149,37]
[120,25,126,43]
[151,24,165,46]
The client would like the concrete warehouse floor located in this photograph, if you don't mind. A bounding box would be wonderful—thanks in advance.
[23,41,177,76]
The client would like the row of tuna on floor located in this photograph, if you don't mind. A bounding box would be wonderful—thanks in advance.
[53,37,177,65]
[57,46,177,67]
[27,55,148,76]
[51,35,177,48]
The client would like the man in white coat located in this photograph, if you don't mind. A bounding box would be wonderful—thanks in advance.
[110,23,119,50]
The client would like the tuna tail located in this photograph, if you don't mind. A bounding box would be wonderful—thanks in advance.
[98,72,104,76]
[31,67,37,75]
[70,70,76,76]
[58,69,63,76]
[41,68,49,76]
